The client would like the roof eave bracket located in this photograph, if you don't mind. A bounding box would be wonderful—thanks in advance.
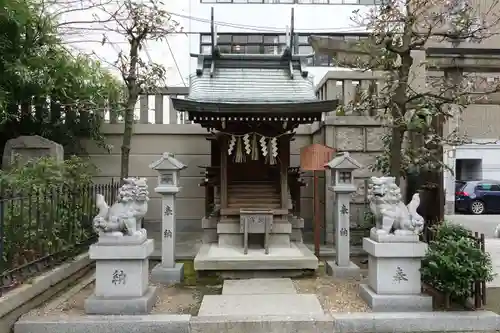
[196,55,204,77]
[299,58,308,78]
[281,46,294,79]
[210,46,221,77]
[210,59,215,78]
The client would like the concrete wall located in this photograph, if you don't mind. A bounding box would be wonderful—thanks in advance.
[85,118,381,246]
[321,116,384,243]
[0,253,93,332]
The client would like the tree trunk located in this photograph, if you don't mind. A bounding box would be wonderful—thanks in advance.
[120,99,136,180]
[389,126,404,185]
[120,38,140,181]
[389,51,413,186]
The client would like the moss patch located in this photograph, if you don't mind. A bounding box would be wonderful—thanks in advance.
[177,260,222,287]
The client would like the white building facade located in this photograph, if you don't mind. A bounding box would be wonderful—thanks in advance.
[157,0,376,87]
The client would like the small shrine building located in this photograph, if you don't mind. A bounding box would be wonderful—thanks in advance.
[171,45,338,273]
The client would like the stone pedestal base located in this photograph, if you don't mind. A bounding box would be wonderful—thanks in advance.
[194,242,318,273]
[325,261,361,278]
[151,262,184,284]
[289,215,304,243]
[85,239,155,315]
[359,284,432,312]
[85,286,158,315]
[202,217,218,244]
[361,237,432,312]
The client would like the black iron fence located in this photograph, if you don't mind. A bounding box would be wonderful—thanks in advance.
[0,179,119,295]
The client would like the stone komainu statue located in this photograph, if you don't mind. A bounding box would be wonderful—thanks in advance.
[367,176,424,236]
[93,177,149,237]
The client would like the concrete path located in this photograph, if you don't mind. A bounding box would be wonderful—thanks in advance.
[197,278,324,317]
[446,214,500,238]
[446,215,500,288]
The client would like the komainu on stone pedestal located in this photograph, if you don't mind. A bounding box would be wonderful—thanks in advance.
[93,177,149,244]
[85,177,157,315]
[367,176,424,238]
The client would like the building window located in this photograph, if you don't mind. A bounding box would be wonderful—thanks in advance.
[200,0,381,4]
[200,33,368,67]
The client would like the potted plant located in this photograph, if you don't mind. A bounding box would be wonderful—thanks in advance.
[421,222,495,309]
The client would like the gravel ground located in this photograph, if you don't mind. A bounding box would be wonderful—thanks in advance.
[25,261,369,317]
[293,264,370,314]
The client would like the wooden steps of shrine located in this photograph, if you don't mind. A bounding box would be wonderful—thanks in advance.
[228,193,279,198]
[219,217,290,224]
[227,188,279,195]
[227,194,281,203]
[228,203,282,209]
[227,180,281,209]
[228,185,278,190]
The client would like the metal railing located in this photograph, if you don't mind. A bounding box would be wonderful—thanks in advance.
[0,179,119,295]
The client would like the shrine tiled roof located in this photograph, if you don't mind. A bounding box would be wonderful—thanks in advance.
[189,66,317,104]
[171,52,338,115]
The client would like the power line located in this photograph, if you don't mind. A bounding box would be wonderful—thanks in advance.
[166,10,368,32]
[165,38,187,87]
[57,10,368,34]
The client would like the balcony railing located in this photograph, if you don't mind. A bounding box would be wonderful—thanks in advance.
[106,87,190,125]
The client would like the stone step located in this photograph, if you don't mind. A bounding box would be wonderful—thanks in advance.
[222,278,296,295]
[198,294,323,317]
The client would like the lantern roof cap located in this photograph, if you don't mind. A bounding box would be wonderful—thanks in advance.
[325,152,362,170]
[149,152,187,171]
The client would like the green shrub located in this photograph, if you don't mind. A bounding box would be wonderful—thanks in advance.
[420,222,495,303]
[0,156,98,270]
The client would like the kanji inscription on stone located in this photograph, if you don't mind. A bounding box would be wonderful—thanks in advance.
[340,204,348,215]
[111,269,127,285]
[164,205,172,216]
[163,229,173,238]
[393,266,408,283]
[339,227,348,236]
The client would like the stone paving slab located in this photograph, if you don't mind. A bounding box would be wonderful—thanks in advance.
[333,311,500,333]
[197,294,323,317]
[190,314,333,333]
[14,310,500,333]
[222,278,296,295]
[14,314,190,333]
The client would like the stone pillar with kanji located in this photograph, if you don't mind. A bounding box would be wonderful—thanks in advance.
[150,152,186,284]
[324,152,362,278]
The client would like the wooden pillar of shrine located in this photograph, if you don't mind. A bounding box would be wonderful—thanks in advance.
[280,136,290,210]
[219,135,228,210]
[204,138,219,216]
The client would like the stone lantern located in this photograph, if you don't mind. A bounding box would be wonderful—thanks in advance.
[149,152,186,284]
[326,152,359,189]
[324,152,362,277]
[151,152,185,190]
